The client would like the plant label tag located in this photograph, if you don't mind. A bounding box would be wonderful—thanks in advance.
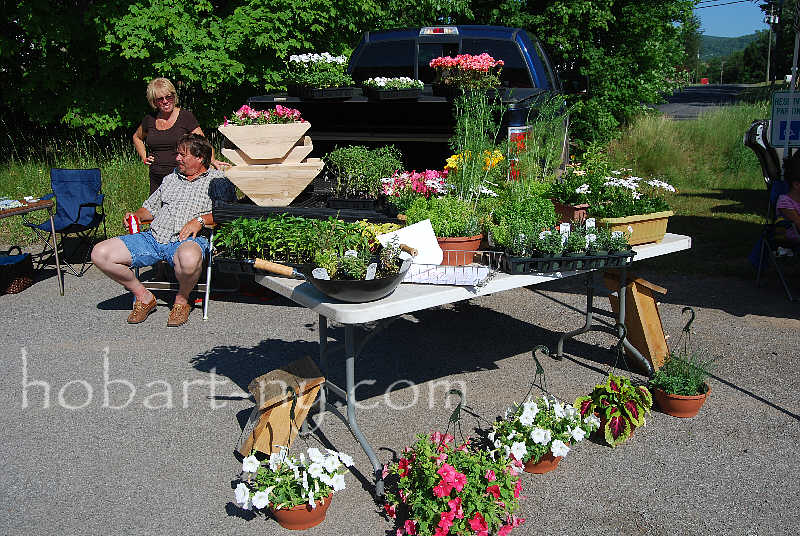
[559,223,571,235]
[585,218,595,229]
[312,268,330,280]
[365,263,378,280]
[344,250,358,257]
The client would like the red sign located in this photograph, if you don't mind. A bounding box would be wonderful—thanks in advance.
[700,78,709,85]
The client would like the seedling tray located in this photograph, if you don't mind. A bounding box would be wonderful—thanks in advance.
[502,251,635,275]
[364,87,422,101]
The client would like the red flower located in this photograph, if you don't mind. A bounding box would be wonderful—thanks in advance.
[486,484,502,499]
[433,481,454,498]
[514,479,522,499]
[484,469,497,482]
[404,519,417,535]
[397,458,410,478]
[498,526,513,536]
[384,503,397,519]
[469,512,489,536]
[448,497,464,519]
[438,510,456,533]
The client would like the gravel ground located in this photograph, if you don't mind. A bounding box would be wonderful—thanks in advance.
[0,264,798,535]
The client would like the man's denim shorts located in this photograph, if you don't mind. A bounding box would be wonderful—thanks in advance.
[118,230,209,268]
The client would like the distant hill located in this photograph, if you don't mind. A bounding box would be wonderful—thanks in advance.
[700,33,761,60]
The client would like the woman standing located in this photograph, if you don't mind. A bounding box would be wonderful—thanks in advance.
[133,78,225,194]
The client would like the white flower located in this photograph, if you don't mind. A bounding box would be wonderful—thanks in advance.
[627,225,634,234]
[565,405,578,419]
[268,456,282,472]
[632,191,642,200]
[553,401,566,419]
[530,427,551,445]
[503,444,512,457]
[519,402,539,426]
[330,473,346,491]
[307,462,325,479]
[510,441,528,460]
[493,439,502,449]
[506,431,517,441]
[538,230,551,240]
[322,454,341,473]
[307,448,325,464]
[551,439,570,457]
[585,413,601,430]
[647,179,676,192]
[302,470,309,490]
[242,454,260,473]
[251,489,271,509]
[570,426,587,442]
[308,490,316,508]
[234,482,252,510]
[575,183,591,194]
[611,231,624,239]
[338,452,354,467]
[611,170,622,175]
[487,431,496,442]
[573,169,587,176]
[585,233,597,247]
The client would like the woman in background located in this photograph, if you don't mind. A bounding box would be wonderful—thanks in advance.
[132,78,228,194]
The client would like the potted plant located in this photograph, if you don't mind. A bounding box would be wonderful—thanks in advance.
[547,164,597,223]
[405,196,482,265]
[383,169,449,214]
[429,53,505,97]
[649,350,714,418]
[286,52,359,98]
[233,447,352,530]
[488,395,599,474]
[218,104,310,161]
[363,76,424,100]
[383,432,525,536]
[562,226,587,270]
[533,229,566,272]
[575,372,653,448]
[324,145,404,208]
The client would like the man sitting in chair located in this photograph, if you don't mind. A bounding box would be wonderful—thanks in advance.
[92,134,236,327]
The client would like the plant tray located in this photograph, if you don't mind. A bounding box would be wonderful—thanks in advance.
[287,85,361,99]
[326,197,380,211]
[363,87,422,101]
[502,251,635,275]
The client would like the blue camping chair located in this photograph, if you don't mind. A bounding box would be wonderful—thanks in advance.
[24,168,107,277]
[744,120,799,300]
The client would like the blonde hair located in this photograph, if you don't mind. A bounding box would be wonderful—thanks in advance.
[146,77,178,110]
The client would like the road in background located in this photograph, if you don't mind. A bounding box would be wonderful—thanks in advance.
[656,84,752,119]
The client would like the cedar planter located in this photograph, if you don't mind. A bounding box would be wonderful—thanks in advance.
[218,122,324,207]
[652,384,710,418]
[364,87,422,100]
[599,211,673,246]
[437,234,483,266]
[551,200,590,224]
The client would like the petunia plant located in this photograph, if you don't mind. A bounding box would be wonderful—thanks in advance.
[384,432,525,536]
[233,447,352,512]
[222,104,304,126]
[488,395,599,466]
[363,77,424,90]
[575,373,653,448]
[287,52,354,88]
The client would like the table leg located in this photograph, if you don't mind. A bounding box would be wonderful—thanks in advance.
[344,325,385,498]
[556,272,594,358]
[49,208,63,296]
[616,266,652,375]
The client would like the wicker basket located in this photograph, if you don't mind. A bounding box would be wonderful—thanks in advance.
[0,246,34,294]
[599,211,673,246]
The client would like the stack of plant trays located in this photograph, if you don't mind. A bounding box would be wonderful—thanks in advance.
[502,250,635,275]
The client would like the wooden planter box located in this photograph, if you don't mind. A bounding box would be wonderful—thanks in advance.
[599,211,673,245]
[218,122,323,207]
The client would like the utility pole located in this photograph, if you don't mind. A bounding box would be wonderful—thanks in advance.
[720,61,725,85]
[766,4,777,83]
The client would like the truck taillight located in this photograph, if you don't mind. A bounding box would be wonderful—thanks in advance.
[420,27,458,36]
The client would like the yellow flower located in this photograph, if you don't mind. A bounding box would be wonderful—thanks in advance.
[483,150,504,170]
[445,153,462,170]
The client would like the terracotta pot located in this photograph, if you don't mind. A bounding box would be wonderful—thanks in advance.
[437,234,483,266]
[551,200,590,224]
[270,494,332,530]
[523,444,569,474]
[653,384,710,418]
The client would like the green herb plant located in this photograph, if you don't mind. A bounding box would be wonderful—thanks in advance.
[649,352,714,396]
[404,196,481,238]
[325,145,404,198]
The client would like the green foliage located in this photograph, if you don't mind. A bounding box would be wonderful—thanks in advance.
[487,189,557,257]
[574,372,653,448]
[650,352,714,396]
[512,95,570,181]
[325,145,404,198]
[287,54,354,88]
[214,216,371,263]
[700,33,760,61]
[534,229,564,256]
[405,196,481,238]
[334,253,369,280]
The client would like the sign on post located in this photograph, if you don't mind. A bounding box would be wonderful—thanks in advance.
[770,91,800,146]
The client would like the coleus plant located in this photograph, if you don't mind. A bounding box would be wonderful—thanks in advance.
[574,373,653,447]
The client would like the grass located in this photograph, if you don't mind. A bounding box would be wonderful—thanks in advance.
[607,100,773,277]
[0,132,149,244]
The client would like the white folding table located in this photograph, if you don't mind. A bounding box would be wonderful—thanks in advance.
[255,233,691,496]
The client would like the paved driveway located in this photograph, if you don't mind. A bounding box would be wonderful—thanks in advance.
[1,266,798,535]
[656,84,753,120]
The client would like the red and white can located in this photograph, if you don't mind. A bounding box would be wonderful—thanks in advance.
[125,213,141,234]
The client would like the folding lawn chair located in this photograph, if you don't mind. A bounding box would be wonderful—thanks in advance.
[744,120,799,301]
[24,168,107,277]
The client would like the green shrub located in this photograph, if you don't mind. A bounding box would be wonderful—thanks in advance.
[325,145,403,198]
[405,196,480,238]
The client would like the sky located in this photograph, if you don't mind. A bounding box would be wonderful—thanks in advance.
[695,1,768,37]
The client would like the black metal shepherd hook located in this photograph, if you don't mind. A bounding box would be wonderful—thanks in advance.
[609,323,629,373]
[523,345,550,400]
[679,306,696,355]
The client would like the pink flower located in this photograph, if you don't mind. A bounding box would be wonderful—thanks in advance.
[437,463,457,482]
[498,525,513,536]
[382,464,390,479]
[447,497,464,519]
[433,452,448,465]
[384,503,396,519]
[486,484,502,499]
[404,519,417,535]
[433,481,453,498]
[399,489,408,503]
[397,458,410,478]
[469,512,489,536]
[506,514,525,528]
[514,479,522,499]
[433,528,449,536]
[485,469,497,482]
[439,510,456,532]
[452,471,467,492]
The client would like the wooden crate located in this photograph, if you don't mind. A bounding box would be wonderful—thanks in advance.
[218,123,311,161]
[237,356,325,456]
[603,270,669,374]
[225,159,324,206]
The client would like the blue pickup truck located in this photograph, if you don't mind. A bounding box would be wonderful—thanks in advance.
[248,25,566,169]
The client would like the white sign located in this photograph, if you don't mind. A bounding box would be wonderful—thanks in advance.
[770,91,800,147]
